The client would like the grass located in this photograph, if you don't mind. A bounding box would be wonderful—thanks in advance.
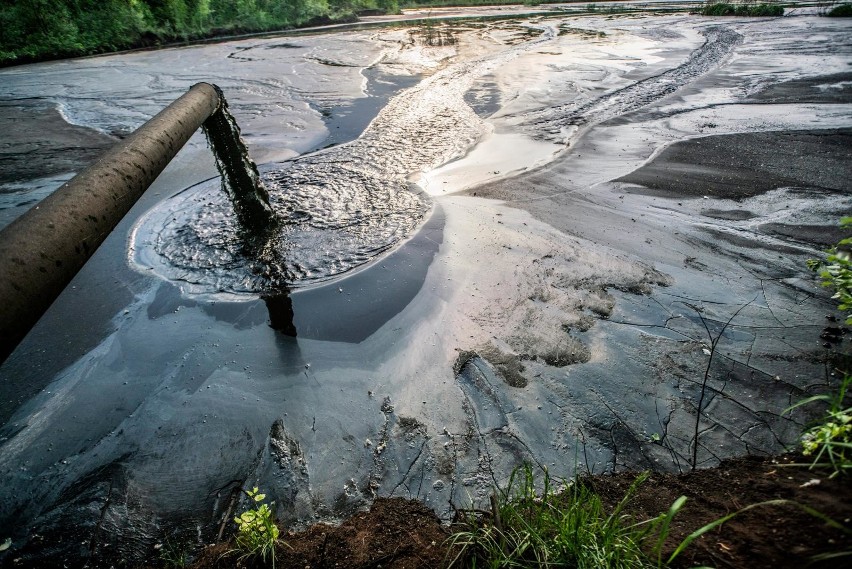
[158,536,190,568]
[446,465,690,568]
[700,1,784,16]
[446,463,852,568]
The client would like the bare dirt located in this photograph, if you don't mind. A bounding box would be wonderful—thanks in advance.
[180,454,850,569]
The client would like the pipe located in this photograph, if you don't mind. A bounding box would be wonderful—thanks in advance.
[0,82,221,363]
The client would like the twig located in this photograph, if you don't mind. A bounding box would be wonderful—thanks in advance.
[687,299,754,470]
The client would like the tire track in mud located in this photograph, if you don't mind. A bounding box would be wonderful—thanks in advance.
[517,26,743,142]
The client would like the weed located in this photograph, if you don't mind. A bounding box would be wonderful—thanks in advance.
[786,373,852,478]
[446,464,690,568]
[686,301,752,470]
[790,218,852,477]
[808,216,852,324]
[233,487,280,567]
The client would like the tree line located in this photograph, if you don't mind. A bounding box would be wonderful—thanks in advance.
[0,0,399,65]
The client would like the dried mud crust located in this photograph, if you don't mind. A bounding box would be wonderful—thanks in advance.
[186,455,850,569]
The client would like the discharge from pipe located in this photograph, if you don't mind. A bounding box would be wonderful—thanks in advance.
[201,84,279,235]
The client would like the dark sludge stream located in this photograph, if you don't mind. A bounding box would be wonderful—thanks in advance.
[200,84,291,310]
[202,84,279,239]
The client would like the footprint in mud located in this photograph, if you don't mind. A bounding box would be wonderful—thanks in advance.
[454,351,511,433]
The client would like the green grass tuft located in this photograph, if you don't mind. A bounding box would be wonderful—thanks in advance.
[446,465,690,569]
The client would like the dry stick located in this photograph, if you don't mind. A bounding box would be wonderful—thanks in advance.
[686,299,754,470]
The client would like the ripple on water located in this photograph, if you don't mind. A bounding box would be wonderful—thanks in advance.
[132,165,430,296]
[131,23,559,297]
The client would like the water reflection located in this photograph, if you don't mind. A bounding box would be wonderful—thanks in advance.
[263,292,297,336]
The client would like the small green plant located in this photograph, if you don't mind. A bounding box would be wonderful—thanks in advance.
[233,487,280,567]
[446,465,691,568]
[789,218,852,477]
[786,374,852,478]
[808,216,852,324]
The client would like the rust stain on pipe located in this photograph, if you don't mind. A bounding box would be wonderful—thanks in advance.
[0,82,221,363]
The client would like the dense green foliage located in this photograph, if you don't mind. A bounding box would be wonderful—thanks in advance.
[0,0,399,65]
[701,1,784,16]
[827,3,852,17]
[233,487,280,566]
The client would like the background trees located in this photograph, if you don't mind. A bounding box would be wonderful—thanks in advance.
[0,0,395,65]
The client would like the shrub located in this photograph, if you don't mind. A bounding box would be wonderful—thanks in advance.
[827,3,852,17]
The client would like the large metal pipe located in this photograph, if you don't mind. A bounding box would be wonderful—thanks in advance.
[0,82,221,363]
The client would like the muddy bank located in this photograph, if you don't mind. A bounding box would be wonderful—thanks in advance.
[0,102,117,230]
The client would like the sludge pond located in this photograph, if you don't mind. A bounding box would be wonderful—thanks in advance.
[1,5,850,565]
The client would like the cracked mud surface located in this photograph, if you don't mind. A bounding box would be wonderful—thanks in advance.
[0,6,850,567]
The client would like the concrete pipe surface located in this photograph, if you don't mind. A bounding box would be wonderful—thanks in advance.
[0,82,221,362]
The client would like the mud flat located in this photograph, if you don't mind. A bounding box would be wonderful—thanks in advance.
[0,7,850,567]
